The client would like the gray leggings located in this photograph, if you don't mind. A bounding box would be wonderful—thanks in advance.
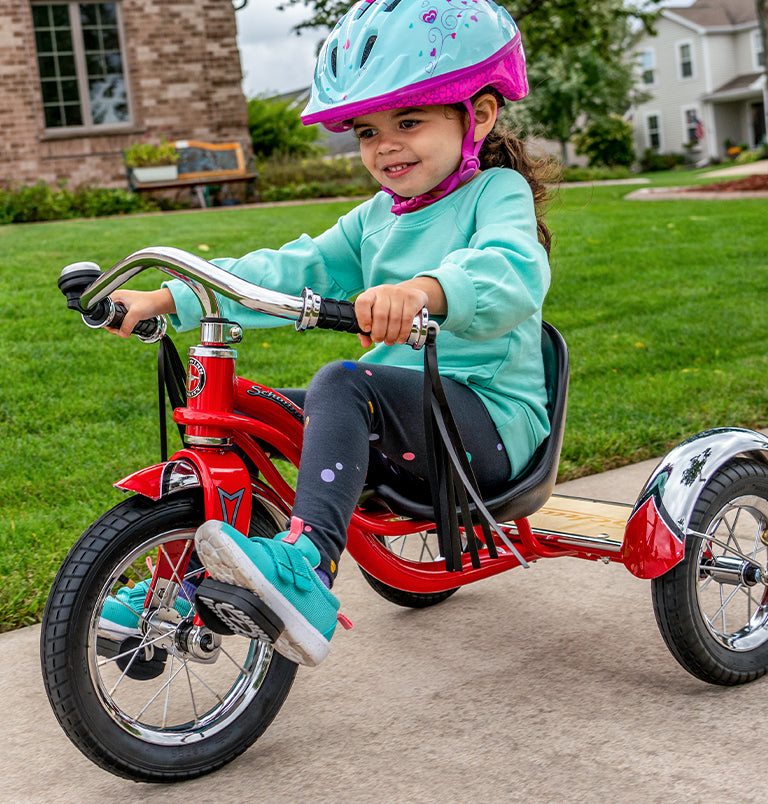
[281,360,511,581]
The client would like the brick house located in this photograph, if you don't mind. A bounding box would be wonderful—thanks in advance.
[631,0,766,162]
[0,1,253,190]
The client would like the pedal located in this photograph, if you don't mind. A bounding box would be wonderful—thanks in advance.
[194,578,284,642]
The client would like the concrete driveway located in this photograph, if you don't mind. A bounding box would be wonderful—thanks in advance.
[2,458,764,803]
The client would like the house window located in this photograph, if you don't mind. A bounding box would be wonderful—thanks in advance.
[646,113,661,150]
[639,49,655,86]
[683,107,701,144]
[32,2,130,130]
[677,41,694,80]
[754,30,765,70]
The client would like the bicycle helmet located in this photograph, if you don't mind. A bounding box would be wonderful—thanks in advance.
[301,0,528,214]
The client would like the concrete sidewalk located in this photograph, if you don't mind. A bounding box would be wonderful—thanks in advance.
[2,456,763,803]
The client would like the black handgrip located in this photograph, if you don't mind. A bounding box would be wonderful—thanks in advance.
[79,298,164,341]
[104,301,164,341]
[316,298,364,334]
[58,261,164,342]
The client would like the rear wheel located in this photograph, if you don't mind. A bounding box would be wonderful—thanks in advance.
[359,527,460,608]
[40,492,297,782]
[652,458,768,685]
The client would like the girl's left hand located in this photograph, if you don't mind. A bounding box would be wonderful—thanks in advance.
[354,278,445,348]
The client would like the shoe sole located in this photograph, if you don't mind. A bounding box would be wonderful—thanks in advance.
[195,523,331,667]
[97,618,141,641]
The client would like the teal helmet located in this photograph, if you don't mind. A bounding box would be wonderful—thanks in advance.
[301,0,527,132]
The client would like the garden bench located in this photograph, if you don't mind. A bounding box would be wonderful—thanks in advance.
[127,140,257,207]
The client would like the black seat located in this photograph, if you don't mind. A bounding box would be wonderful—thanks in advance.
[374,321,569,524]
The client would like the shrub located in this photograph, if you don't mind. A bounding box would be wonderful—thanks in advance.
[574,115,635,168]
[561,165,631,182]
[256,154,379,201]
[248,96,321,160]
[640,149,687,172]
[734,149,761,165]
[0,181,178,224]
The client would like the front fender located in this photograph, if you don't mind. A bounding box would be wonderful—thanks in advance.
[623,428,768,579]
[116,448,253,536]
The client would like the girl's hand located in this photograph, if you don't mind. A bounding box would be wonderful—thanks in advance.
[107,288,176,338]
[354,278,446,348]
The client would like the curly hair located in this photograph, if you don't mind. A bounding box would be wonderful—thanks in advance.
[478,128,555,255]
[455,88,556,255]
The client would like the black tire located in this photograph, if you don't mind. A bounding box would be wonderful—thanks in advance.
[652,458,768,685]
[40,492,297,782]
[358,529,459,608]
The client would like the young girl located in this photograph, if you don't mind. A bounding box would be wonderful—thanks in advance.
[110,0,553,668]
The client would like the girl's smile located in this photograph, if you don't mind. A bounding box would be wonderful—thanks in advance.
[353,106,467,198]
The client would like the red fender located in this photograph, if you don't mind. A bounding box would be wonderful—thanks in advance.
[622,495,684,579]
[115,448,252,536]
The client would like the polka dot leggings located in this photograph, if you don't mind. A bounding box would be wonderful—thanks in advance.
[281,360,511,583]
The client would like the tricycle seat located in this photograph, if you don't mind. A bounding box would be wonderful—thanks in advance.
[373,321,569,524]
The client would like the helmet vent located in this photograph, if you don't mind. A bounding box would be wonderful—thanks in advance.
[330,45,338,77]
[360,35,377,68]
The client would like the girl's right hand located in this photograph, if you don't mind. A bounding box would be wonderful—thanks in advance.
[108,288,176,337]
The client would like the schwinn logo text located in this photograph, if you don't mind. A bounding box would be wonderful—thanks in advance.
[245,386,304,422]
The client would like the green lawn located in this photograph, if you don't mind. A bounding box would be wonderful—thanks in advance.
[1,171,767,630]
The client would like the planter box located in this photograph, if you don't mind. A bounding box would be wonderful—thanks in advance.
[131,165,178,183]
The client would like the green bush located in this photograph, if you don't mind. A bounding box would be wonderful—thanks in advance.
[257,154,379,201]
[561,165,631,182]
[0,182,186,224]
[640,149,687,172]
[248,96,321,160]
[734,149,761,165]
[574,115,635,168]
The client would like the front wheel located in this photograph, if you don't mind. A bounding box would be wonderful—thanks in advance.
[652,458,768,685]
[40,492,297,782]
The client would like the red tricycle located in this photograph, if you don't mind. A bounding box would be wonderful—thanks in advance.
[41,247,768,782]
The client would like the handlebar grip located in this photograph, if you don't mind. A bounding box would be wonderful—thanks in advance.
[315,298,363,334]
[82,299,165,343]
[313,297,431,349]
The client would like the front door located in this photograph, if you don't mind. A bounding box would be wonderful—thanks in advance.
[751,102,766,148]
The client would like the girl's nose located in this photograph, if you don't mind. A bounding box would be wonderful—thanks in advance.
[377,131,402,153]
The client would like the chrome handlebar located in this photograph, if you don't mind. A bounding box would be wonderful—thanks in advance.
[77,246,431,349]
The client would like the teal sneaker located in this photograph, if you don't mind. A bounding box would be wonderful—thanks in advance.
[99,579,194,641]
[194,517,343,667]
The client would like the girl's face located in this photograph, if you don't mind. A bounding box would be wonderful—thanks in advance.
[353,105,466,198]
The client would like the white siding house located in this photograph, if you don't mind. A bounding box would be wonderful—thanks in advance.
[631,0,766,162]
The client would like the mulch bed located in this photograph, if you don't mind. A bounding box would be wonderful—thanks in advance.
[689,174,768,193]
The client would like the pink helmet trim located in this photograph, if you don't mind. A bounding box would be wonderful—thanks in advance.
[302,34,526,132]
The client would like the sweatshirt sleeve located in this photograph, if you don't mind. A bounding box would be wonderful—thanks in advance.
[164,203,368,331]
[416,171,550,341]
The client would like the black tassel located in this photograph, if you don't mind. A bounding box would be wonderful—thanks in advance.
[422,324,527,571]
[157,335,187,461]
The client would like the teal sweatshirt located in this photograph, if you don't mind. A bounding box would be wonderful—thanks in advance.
[165,167,551,476]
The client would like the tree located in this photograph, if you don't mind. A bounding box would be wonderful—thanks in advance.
[279,0,660,48]
[574,114,636,168]
[247,95,321,159]
[505,15,652,163]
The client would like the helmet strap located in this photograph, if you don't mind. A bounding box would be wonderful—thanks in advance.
[384,100,484,216]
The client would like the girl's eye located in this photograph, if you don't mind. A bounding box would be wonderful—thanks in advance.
[400,119,419,130]
[355,128,377,140]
